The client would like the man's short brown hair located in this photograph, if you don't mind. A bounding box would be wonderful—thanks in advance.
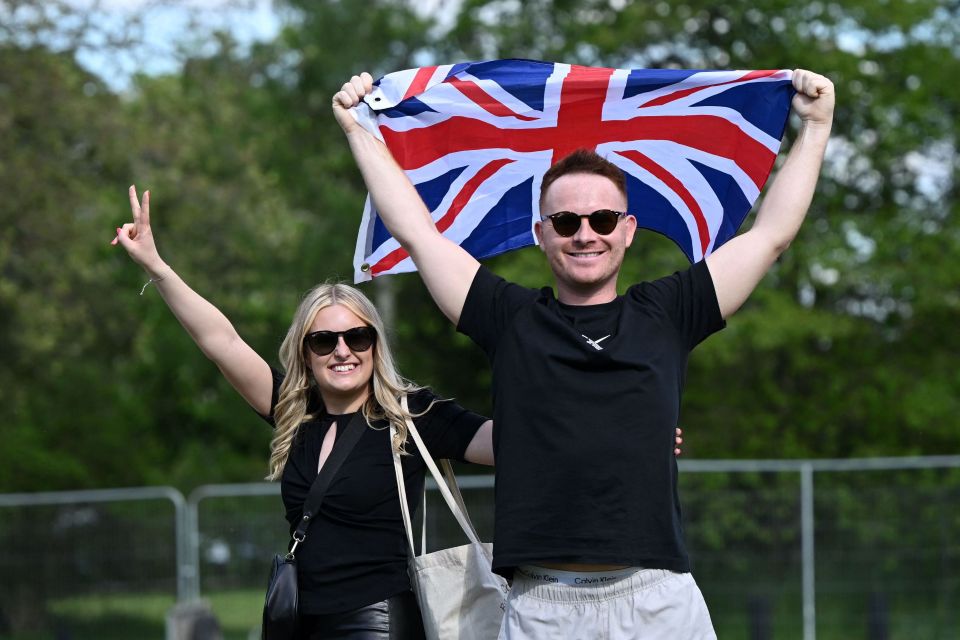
[539,149,627,212]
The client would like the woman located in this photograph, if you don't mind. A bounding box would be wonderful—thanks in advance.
[112,185,493,639]
[112,187,683,638]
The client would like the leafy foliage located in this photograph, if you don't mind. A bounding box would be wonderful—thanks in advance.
[0,0,957,493]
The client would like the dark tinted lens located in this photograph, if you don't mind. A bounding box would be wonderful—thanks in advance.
[550,212,582,237]
[589,209,620,234]
[304,327,376,356]
[342,327,375,352]
[304,332,338,356]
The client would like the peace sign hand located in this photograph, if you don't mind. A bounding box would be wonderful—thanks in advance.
[111,185,165,275]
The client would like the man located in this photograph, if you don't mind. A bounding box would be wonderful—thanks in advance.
[334,68,834,638]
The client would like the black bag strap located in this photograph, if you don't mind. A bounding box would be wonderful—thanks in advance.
[289,411,367,554]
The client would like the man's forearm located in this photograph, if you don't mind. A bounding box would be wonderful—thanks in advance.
[751,120,831,252]
[344,121,480,322]
[344,125,437,247]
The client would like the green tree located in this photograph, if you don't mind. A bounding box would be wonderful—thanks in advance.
[2,0,957,494]
[0,43,140,490]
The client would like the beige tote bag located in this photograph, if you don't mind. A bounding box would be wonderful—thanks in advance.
[392,397,508,640]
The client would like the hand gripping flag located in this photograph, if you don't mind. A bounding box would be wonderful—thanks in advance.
[351,59,795,282]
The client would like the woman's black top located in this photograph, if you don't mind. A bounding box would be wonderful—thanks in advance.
[259,371,486,615]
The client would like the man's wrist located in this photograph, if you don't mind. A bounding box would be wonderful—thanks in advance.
[798,117,833,134]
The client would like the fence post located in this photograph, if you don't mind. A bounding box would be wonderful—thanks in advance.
[748,595,772,640]
[867,592,888,640]
[187,483,283,602]
[801,463,816,640]
[182,496,201,602]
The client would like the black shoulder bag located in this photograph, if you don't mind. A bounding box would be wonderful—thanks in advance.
[261,412,368,640]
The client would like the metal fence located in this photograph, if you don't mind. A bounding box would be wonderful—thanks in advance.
[2,456,959,639]
[0,487,186,637]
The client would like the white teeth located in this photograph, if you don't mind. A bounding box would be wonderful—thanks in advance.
[571,252,602,257]
[332,365,356,372]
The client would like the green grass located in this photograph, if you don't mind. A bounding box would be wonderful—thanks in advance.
[2,590,263,640]
[206,589,264,639]
[2,588,953,639]
[703,584,957,640]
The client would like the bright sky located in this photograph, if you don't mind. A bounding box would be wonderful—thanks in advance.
[65,0,282,91]
[61,0,457,91]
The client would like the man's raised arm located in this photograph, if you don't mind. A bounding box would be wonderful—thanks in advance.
[706,69,835,319]
[333,73,480,326]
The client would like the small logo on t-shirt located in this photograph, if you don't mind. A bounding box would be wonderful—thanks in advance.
[581,334,610,351]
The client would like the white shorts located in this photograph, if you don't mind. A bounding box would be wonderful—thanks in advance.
[498,565,716,640]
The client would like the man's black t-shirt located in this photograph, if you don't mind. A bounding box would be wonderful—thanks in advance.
[259,374,485,614]
[457,261,724,576]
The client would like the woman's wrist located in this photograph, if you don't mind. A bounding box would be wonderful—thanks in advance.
[139,262,172,295]
[143,261,171,281]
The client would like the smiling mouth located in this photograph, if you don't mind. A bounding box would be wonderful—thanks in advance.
[330,364,358,373]
[568,251,603,258]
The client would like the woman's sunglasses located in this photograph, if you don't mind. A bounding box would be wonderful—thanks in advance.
[542,209,626,237]
[303,326,376,357]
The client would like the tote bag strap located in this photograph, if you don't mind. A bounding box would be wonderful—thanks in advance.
[400,396,483,545]
[439,459,472,527]
[392,396,487,559]
[392,426,417,555]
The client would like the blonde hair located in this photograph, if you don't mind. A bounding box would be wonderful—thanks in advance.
[266,282,423,481]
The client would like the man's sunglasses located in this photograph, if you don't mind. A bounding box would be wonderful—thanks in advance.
[303,326,376,357]
[542,209,626,237]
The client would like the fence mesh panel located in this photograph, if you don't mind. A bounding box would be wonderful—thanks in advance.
[3,462,959,639]
[0,497,177,637]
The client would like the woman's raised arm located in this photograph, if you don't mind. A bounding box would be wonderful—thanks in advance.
[113,186,273,416]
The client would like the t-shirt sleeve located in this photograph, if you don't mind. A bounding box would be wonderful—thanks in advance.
[456,265,538,358]
[255,367,292,428]
[630,260,726,349]
[407,389,487,463]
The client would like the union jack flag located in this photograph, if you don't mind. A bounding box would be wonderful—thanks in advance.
[351,59,795,282]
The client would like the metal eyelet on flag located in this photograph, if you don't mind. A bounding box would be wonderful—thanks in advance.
[361,263,371,272]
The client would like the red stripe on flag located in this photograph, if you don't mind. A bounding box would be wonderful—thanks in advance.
[371,159,515,276]
[737,69,783,82]
[446,77,538,121]
[644,69,783,107]
[638,115,776,190]
[382,113,774,189]
[370,248,407,277]
[617,149,711,256]
[550,65,615,161]
[403,66,438,101]
[435,158,514,232]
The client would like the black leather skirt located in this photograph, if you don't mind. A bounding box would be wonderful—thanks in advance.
[297,590,425,639]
